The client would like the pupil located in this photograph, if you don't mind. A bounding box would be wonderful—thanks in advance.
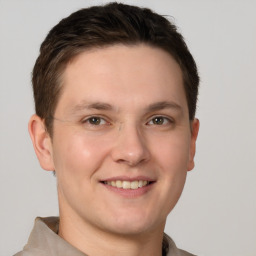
[154,117,163,125]
[90,117,100,125]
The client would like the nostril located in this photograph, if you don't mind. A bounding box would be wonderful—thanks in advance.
[116,158,147,167]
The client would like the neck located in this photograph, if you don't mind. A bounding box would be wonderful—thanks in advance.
[58,213,165,256]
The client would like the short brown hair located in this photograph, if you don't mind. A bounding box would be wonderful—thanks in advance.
[32,2,199,135]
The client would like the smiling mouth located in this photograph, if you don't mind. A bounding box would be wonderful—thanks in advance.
[102,180,153,190]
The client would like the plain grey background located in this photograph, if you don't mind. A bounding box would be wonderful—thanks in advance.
[0,0,256,255]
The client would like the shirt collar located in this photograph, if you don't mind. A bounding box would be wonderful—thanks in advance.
[22,217,188,256]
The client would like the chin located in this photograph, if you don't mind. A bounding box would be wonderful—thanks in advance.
[103,212,163,236]
[108,223,152,237]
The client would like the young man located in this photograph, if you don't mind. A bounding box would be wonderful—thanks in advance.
[15,2,199,256]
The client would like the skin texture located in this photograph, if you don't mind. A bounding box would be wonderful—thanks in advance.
[29,44,199,256]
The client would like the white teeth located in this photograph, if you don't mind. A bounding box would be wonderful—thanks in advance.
[130,181,139,189]
[116,180,122,188]
[122,181,130,189]
[105,180,150,189]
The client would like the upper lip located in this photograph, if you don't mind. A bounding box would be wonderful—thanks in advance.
[100,176,156,182]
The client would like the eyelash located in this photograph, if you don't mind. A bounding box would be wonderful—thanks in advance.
[81,115,174,127]
[81,116,110,126]
[146,116,174,126]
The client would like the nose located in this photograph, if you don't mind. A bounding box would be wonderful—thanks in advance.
[111,124,150,166]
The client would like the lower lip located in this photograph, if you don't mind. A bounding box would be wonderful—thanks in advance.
[101,182,155,198]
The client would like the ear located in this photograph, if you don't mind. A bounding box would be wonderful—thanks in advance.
[187,118,200,171]
[28,114,55,171]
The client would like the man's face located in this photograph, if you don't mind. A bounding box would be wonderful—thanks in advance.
[46,44,198,235]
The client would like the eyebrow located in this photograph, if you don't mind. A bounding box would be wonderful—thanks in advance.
[145,101,182,112]
[70,101,114,114]
[70,100,182,115]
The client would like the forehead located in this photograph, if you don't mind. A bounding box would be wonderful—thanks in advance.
[56,44,187,116]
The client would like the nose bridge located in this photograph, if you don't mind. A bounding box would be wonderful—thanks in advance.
[111,121,150,166]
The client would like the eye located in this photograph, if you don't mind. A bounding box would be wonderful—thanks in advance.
[147,116,173,126]
[82,116,108,126]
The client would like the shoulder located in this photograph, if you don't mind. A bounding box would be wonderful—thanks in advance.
[179,249,196,256]
[13,249,47,256]
[13,217,59,256]
[165,233,197,256]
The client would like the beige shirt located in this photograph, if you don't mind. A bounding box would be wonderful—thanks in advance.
[14,217,195,256]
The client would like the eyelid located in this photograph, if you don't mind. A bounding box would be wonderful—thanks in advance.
[79,114,174,127]
[146,115,174,125]
[81,115,111,125]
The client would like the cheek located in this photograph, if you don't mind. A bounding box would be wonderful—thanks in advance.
[147,134,191,216]
[52,131,110,179]
[152,133,191,173]
[52,132,112,209]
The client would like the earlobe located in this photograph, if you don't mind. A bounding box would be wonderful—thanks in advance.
[187,118,200,171]
[28,114,55,171]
